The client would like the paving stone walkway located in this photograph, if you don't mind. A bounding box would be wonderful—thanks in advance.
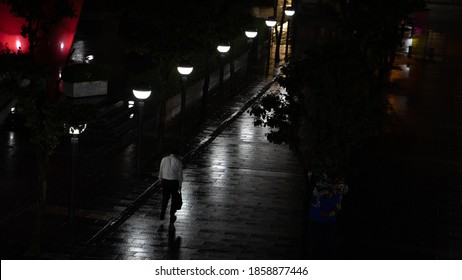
[76,86,307,260]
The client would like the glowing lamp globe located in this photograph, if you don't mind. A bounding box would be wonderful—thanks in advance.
[285,7,295,17]
[217,43,231,54]
[177,60,194,76]
[69,124,87,135]
[265,17,277,27]
[132,83,152,100]
[245,30,258,39]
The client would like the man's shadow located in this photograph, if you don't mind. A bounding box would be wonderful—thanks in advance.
[157,224,182,259]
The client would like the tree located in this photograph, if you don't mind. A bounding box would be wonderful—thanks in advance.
[274,0,288,63]
[6,0,75,53]
[249,38,387,258]
[1,0,96,255]
[250,0,426,177]
[251,40,385,178]
[333,0,426,80]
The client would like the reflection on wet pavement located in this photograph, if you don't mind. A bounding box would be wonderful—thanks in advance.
[82,108,306,259]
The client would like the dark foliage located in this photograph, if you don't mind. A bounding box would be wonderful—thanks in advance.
[250,0,426,176]
[251,40,386,175]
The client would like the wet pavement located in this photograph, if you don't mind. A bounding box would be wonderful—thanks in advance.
[0,69,281,258]
[0,9,289,258]
[71,102,306,260]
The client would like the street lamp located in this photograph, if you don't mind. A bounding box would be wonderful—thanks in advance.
[85,55,94,63]
[217,43,231,54]
[68,123,87,227]
[245,29,258,78]
[284,6,295,61]
[265,17,277,76]
[133,82,151,176]
[177,59,194,147]
[217,42,230,105]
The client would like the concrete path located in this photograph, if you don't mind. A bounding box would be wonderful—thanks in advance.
[73,85,307,260]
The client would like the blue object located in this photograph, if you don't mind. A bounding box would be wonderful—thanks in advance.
[310,194,342,223]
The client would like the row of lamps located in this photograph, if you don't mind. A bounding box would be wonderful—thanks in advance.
[265,6,295,74]
[66,15,298,225]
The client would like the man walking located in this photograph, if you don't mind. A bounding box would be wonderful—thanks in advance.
[158,149,183,225]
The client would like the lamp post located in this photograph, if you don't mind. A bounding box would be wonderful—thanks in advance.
[217,42,230,105]
[177,59,194,147]
[68,123,86,227]
[133,83,151,176]
[245,29,258,78]
[284,7,295,61]
[265,17,277,76]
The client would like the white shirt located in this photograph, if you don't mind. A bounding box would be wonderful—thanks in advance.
[159,154,183,185]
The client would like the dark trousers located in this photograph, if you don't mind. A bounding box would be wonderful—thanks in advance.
[160,179,180,218]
